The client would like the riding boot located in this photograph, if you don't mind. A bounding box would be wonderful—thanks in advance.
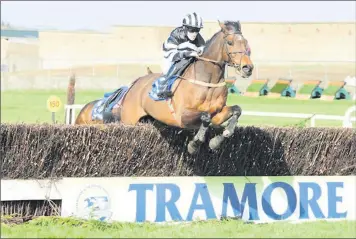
[157,64,176,98]
[157,78,174,98]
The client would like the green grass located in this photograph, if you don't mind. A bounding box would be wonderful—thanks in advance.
[323,85,341,96]
[1,90,104,124]
[246,82,266,92]
[227,95,355,127]
[1,216,355,238]
[298,84,318,95]
[1,90,355,127]
[226,82,234,88]
[270,82,290,93]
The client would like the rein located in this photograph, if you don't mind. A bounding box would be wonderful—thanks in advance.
[182,30,249,87]
[196,56,220,64]
[166,29,249,125]
[174,56,226,88]
[178,75,226,88]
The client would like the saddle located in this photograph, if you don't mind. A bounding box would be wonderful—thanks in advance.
[91,86,129,121]
[171,57,195,77]
[103,88,126,112]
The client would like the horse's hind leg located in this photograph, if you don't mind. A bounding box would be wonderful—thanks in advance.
[209,105,242,150]
[75,101,98,125]
[187,112,211,154]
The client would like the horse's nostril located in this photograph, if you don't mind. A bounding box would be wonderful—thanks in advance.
[242,66,251,73]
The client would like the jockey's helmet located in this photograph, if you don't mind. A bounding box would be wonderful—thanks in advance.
[182,12,203,29]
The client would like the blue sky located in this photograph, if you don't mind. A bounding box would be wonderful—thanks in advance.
[1,1,355,31]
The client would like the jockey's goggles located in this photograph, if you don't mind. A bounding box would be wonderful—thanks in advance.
[186,27,200,33]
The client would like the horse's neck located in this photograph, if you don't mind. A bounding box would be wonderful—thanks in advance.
[194,34,225,84]
[201,33,224,63]
[193,61,224,84]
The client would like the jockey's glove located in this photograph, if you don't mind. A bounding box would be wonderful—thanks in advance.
[197,46,205,56]
[180,50,198,59]
[177,42,199,52]
[186,51,199,58]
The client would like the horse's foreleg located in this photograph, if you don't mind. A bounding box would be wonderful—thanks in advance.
[209,105,242,150]
[187,112,211,154]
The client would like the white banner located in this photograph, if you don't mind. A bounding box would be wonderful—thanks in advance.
[59,176,356,223]
[2,176,355,224]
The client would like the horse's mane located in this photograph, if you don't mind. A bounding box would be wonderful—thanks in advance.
[203,20,242,54]
[224,20,242,34]
[203,31,221,53]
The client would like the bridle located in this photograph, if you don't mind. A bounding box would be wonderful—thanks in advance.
[166,29,250,125]
[223,32,249,73]
[196,30,250,75]
[174,29,251,89]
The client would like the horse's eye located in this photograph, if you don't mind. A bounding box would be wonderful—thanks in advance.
[227,41,233,45]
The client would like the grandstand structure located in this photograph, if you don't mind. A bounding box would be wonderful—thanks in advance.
[1,28,39,74]
[1,22,355,98]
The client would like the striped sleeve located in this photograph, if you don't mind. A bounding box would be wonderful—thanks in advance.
[163,36,179,61]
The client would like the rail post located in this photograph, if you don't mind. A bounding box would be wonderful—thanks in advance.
[310,115,316,127]
[343,105,356,128]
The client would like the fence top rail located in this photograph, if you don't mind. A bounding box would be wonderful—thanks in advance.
[242,111,313,118]
[65,104,85,109]
[243,111,356,121]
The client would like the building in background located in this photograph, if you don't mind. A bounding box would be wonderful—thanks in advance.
[1,28,40,72]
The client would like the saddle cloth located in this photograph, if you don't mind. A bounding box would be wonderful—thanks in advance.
[149,58,195,101]
[92,86,129,121]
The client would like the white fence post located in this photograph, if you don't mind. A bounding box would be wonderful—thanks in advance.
[71,108,75,125]
[343,105,356,128]
[310,115,316,127]
[65,104,84,125]
[65,108,70,125]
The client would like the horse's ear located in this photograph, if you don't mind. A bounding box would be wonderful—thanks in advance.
[236,21,242,32]
[218,20,226,31]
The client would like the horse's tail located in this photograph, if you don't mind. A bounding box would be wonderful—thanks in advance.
[147,67,153,74]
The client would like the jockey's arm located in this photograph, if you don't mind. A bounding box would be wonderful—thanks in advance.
[174,34,206,58]
[163,38,200,62]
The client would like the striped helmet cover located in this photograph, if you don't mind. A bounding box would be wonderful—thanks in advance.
[182,12,203,29]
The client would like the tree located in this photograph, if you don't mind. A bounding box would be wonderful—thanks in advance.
[1,21,12,29]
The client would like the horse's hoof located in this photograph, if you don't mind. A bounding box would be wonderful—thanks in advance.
[187,141,199,155]
[223,129,233,137]
[209,135,224,150]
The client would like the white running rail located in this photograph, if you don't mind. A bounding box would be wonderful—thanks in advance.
[65,104,356,127]
[65,104,84,125]
[343,105,356,128]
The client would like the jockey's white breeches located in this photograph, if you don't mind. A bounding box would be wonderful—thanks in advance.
[161,58,174,75]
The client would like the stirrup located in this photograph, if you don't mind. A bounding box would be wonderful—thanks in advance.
[157,91,173,98]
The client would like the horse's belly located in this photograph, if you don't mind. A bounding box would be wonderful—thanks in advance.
[181,110,203,128]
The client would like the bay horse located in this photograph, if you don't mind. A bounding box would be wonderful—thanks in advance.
[75,20,254,154]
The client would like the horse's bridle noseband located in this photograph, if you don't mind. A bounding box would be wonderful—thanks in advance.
[223,31,249,72]
[196,30,250,74]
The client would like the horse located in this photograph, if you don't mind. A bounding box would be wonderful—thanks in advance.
[75,20,254,154]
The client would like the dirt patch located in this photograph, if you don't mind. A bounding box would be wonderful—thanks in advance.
[1,216,39,225]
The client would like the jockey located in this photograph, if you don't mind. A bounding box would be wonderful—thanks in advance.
[156,12,206,98]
